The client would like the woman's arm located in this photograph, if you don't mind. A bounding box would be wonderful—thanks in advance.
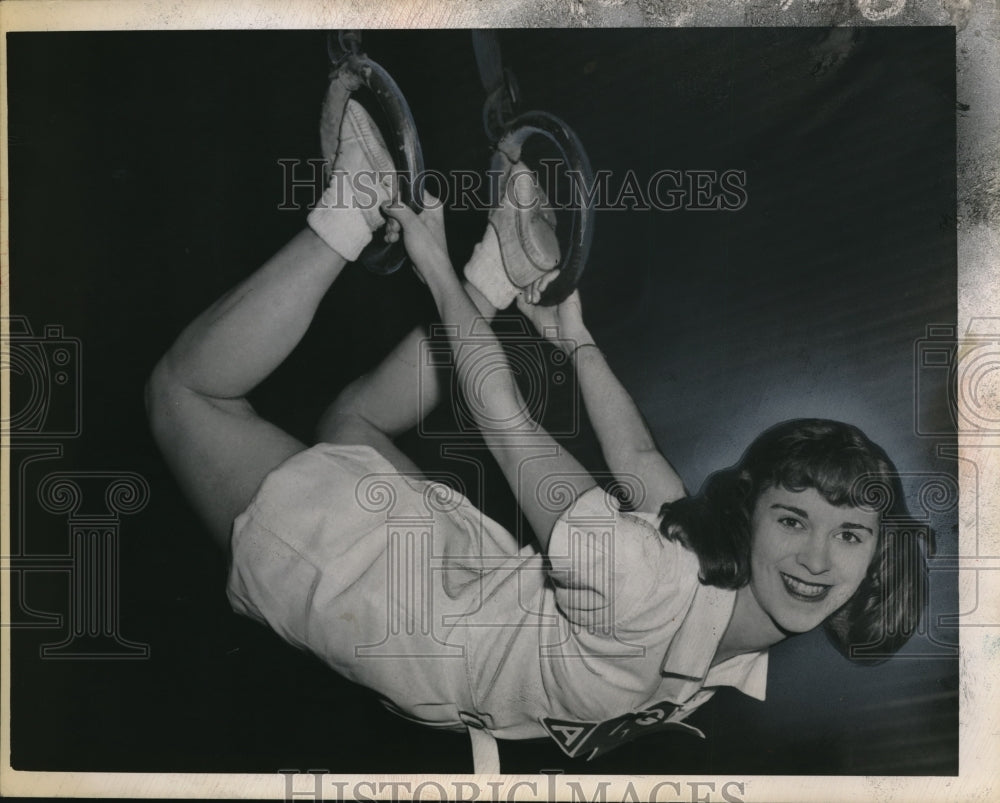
[383,200,595,548]
[519,293,686,513]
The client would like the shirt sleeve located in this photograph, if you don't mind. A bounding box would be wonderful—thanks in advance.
[545,485,672,632]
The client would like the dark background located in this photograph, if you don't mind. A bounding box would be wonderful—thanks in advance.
[8,28,958,774]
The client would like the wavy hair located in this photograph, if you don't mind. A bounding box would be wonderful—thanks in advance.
[659,419,933,662]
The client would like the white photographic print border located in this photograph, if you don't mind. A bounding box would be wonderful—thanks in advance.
[1,1,996,801]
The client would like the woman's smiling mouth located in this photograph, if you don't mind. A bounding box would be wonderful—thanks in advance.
[780,572,831,601]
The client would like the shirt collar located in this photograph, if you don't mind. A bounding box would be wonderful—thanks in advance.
[705,649,768,701]
[660,582,769,701]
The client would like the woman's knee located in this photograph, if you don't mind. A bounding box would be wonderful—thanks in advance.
[146,360,306,547]
[145,360,184,441]
[317,376,372,439]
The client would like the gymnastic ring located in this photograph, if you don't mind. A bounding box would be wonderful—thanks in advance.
[493,111,595,306]
[328,37,425,276]
[494,111,594,306]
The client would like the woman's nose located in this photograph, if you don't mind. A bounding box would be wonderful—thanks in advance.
[796,535,832,575]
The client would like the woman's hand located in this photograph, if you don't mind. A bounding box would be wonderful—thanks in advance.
[381,193,453,284]
[520,269,561,306]
[517,289,589,349]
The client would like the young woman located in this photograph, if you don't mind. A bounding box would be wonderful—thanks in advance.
[146,100,929,771]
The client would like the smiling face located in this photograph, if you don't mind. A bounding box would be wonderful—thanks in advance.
[747,485,879,635]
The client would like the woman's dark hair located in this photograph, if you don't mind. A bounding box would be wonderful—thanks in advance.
[659,418,933,662]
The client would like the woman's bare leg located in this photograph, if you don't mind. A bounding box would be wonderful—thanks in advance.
[148,90,426,548]
[315,281,498,465]
[146,229,349,548]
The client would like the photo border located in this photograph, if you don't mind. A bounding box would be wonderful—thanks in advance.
[1,1,996,800]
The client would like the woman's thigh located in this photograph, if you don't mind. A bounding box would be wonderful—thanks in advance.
[147,375,305,549]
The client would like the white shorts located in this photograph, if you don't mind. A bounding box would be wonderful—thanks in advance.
[226,443,495,729]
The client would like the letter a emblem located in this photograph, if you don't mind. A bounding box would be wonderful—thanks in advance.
[541,717,597,758]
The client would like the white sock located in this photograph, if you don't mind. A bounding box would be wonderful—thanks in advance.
[463,224,520,310]
[307,175,378,262]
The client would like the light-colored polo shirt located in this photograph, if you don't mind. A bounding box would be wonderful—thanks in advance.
[454,484,768,759]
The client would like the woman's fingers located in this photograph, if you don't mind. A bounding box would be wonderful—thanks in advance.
[381,199,419,227]
[381,193,453,282]
[521,269,562,305]
[538,269,560,294]
[384,194,444,237]
[384,217,401,244]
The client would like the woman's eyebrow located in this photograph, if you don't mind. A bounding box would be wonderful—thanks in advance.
[839,521,875,535]
[771,503,809,518]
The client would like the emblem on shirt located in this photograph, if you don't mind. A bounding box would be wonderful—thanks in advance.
[541,701,703,760]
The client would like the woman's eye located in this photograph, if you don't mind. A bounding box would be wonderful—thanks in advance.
[778,517,804,529]
[836,531,863,544]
